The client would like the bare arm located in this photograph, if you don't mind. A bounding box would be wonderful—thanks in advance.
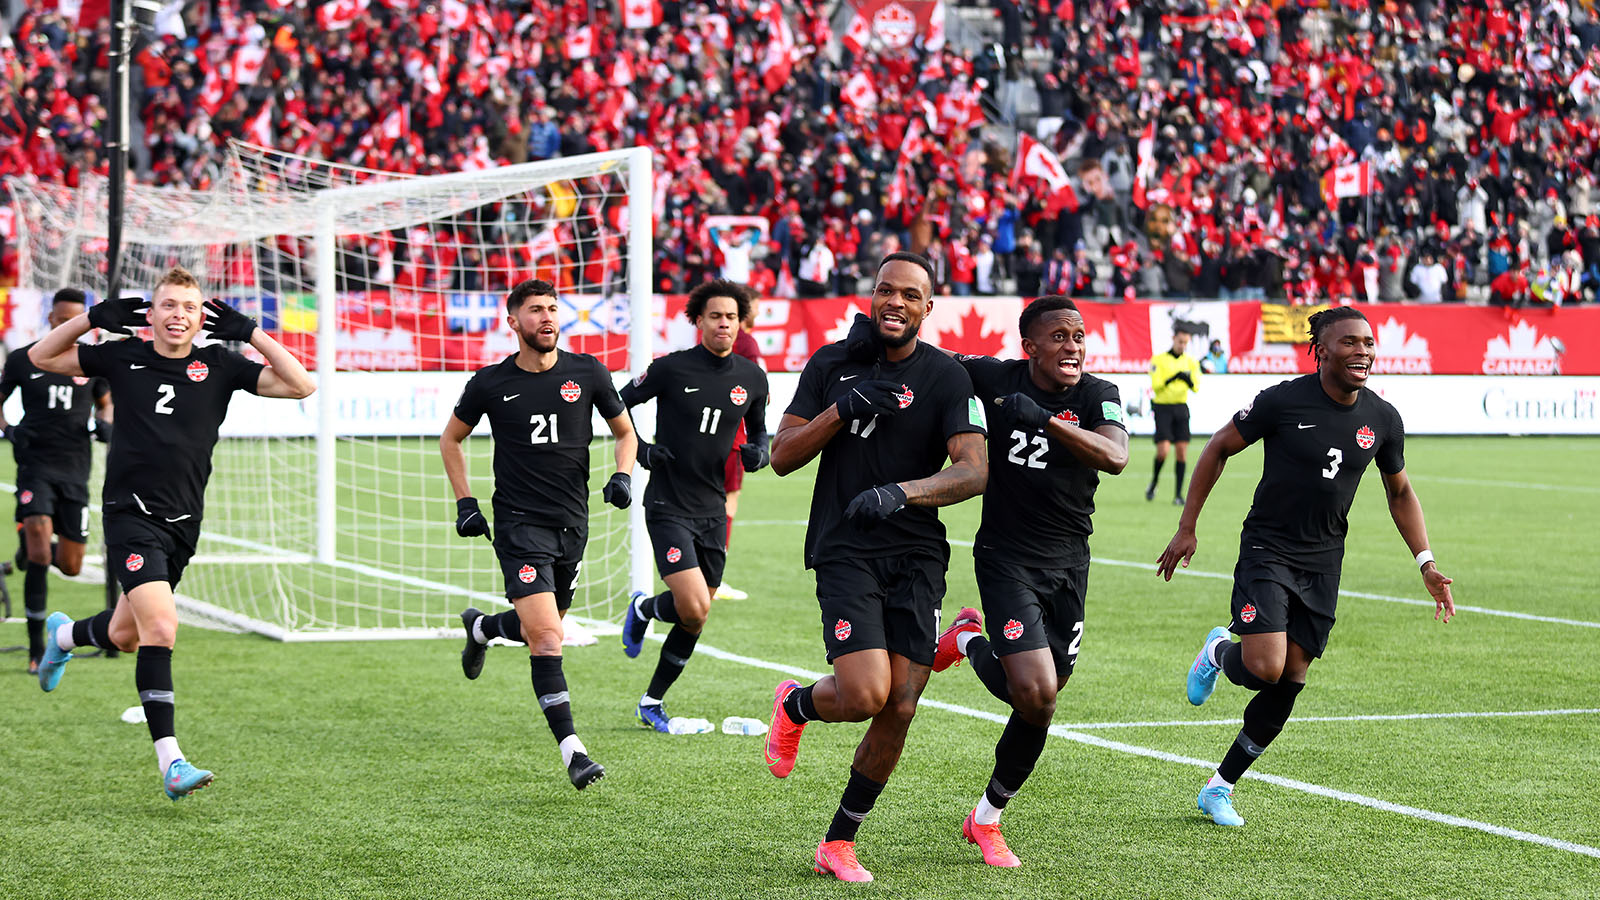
[1045,421,1129,474]
[439,415,476,501]
[28,313,91,377]
[771,410,845,476]
[1155,421,1250,580]
[1382,468,1455,622]
[251,329,316,399]
[898,431,987,508]
[95,389,113,422]
[605,411,637,475]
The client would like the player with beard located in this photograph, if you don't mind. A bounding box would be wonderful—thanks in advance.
[31,266,315,800]
[931,296,1129,866]
[0,288,113,673]
[1157,306,1455,827]
[763,252,987,883]
[444,279,636,789]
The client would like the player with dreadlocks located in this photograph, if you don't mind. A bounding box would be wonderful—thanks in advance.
[1156,305,1455,827]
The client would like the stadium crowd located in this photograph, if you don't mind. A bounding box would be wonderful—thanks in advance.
[2,0,1599,306]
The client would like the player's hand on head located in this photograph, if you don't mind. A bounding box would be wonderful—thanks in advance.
[843,312,880,362]
[843,483,907,530]
[836,379,904,420]
[1424,565,1455,623]
[739,440,770,473]
[995,392,1050,432]
[1155,530,1197,581]
[602,472,632,509]
[455,497,493,542]
[87,296,151,336]
[202,299,259,343]
[637,441,676,471]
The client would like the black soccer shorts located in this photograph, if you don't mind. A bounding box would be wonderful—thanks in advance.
[1152,402,1192,443]
[974,557,1088,678]
[1229,555,1341,658]
[14,474,90,543]
[103,511,198,593]
[645,513,727,588]
[815,553,948,668]
[494,521,587,607]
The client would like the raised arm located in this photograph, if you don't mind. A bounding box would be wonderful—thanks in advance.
[771,409,844,476]
[898,431,988,507]
[1381,468,1455,622]
[28,313,91,377]
[1156,421,1250,580]
[251,330,316,399]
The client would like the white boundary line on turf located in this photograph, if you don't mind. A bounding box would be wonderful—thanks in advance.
[1056,707,1600,730]
[1409,474,1600,494]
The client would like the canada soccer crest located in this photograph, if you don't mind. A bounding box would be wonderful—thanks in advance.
[187,361,209,382]
[72,376,89,386]
[518,564,537,584]
[1239,603,1257,624]
[894,384,914,409]
[1355,425,1376,450]
[125,553,145,572]
[19,490,32,504]
[1054,408,1080,427]
[1003,619,1024,640]
[834,618,852,640]
[730,385,748,406]
[666,547,682,564]
[559,380,581,403]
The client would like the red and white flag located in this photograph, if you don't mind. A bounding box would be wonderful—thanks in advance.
[232,45,267,85]
[198,65,227,114]
[841,12,870,55]
[841,71,878,110]
[623,0,662,28]
[757,3,794,93]
[566,24,594,60]
[316,0,369,31]
[440,0,468,30]
[1132,120,1156,209]
[1321,161,1374,207]
[1013,133,1078,213]
[611,52,635,86]
[245,103,273,146]
[1573,63,1600,104]
[378,105,408,152]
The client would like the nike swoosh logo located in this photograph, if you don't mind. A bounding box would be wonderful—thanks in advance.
[165,515,192,523]
[839,375,859,381]
[684,387,700,393]
[130,365,146,370]
[502,394,520,401]
[1297,423,1315,429]
[29,373,43,379]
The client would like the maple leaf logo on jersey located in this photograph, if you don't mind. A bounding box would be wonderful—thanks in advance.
[125,553,145,573]
[72,376,89,386]
[1356,425,1376,450]
[730,385,748,406]
[1054,408,1080,427]
[631,371,646,387]
[1003,619,1024,640]
[894,384,914,409]
[834,619,852,641]
[666,547,682,564]
[1237,399,1253,420]
[1239,603,1257,624]
[19,490,33,505]
[559,380,581,403]
[518,564,537,584]
[186,361,209,382]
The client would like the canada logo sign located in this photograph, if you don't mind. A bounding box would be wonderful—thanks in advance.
[1055,409,1080,427]
[730,385,748,406]
[1003,619,1024,640]
[518,565,536,584]
[1483,321,1564,375]
[895,384,914,409]
[1239,603,1257,624]
[126,553,145,572]
[187,361,209,382]
[834,618,852,640]
[665,547,682,564]
[872,1,918,49]
[559,380,581,403]
[1356,425,1376,450]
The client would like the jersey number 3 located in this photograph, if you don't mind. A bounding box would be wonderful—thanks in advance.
[1321,447,1342,480]
[1007,430,1048,469]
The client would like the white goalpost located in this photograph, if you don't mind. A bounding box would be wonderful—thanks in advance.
[6,144,655,640]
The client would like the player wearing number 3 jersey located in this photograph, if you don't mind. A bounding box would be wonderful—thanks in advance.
[1157,306,1455,828]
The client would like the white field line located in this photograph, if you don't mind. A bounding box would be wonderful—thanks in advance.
[1408,474,1600,495]
[1056,708,1600,730]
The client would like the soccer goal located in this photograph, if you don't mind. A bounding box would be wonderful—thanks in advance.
[6,144,655,640]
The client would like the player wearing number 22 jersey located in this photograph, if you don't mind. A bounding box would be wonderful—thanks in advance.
[935,296,1130,867]
[1157,306,1455,830]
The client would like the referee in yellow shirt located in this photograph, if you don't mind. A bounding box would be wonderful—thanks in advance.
[1147,330,1201,505]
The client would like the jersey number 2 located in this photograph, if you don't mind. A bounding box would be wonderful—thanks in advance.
[1007,430,1048,469]
[1321,448,1342,480]
[529,413,558,444]
[47,385,72,410]
[154,384,175,416]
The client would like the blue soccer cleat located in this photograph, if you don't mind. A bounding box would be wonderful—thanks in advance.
[37,611,74,692]
[163,759,215,801]
[1198,784,1245,826]
[636,700,671,733]
[621,590,648,659]
[1187,626,1231,706]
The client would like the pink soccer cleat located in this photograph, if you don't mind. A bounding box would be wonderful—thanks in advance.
[814,840,873,882]
[962,810,1021,867]
[933,607,983,673]
[764,680,806,778]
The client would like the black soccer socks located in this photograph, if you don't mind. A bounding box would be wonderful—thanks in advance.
[783,683,820,723]
[646,625,698,700]
[1217,679,1305,783]
[1174,461,1187,498]
[986,712,1048,811]
[1220,640,1274,692]
[136,646,177,743]
[23,562,47,660]
[825,767,887,843]
[71,608,114,651]
[641,589,681,624]
[530,655,576,743]
[480,609,524,643]
[966,636,1013,705]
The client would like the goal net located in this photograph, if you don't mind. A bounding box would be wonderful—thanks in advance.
[5,144,654,640]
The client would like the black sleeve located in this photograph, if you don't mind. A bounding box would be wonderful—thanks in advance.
[743,369,770,442]
[0,350,18,398]
[76,341,116,377]
[452,371,488,426]
[954,354,1006,401]
[591,356,625,419]
[619,357,666,408]
[1231,383,1284,445]
[227,348,266,394]
[1086,379,1128,432]
[784,349,833,421]
[1377,403,1406,475]
[938,360,987,440]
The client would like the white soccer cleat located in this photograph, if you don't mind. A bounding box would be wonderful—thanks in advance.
[713,583,749,601]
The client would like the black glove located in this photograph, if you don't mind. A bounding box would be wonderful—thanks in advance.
[1166,370,1195,388]
[455,497,493,542]
[203,299,259,343]
[87,297,150,336]
[843,312,880,362]
[739,440,770,473]
[92,418,113,444]
[995,392,1051,431]
[835,379,904,420]
[1,424,12,442]
[843,483,907,530]
[637,441,676,471]
[602,472,632,509]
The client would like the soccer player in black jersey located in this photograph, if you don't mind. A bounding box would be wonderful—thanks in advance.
[441,279,636,790]
[0,289,113,673]
[1156,306,1455,827]
[30,266,315,800]
[763,253,988,883]
[931,296,1129,866]
[617,280,769,732]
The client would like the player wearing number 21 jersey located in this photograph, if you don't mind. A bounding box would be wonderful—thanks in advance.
[1157,306,1455,829]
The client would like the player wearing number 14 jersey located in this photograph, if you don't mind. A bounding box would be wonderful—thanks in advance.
[933,296,1130,866]
[1157,306,1455,828]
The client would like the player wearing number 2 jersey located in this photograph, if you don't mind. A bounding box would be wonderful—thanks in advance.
[30,265,315,800]
[1157,306,1455,828]
[933,296,1129,867]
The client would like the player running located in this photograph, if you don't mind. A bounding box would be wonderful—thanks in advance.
[617,280,769,732]
[0,288,113,673]
[764,252,987,883]
[933,296,1129,866]
[443,279,636,790]
[31,266,315,800]
[714,302,765,602]
[1157,306,1455,827]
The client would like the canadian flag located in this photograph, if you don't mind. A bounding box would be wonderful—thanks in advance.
[378,105,408,152]
[841,12,870,55]
[1132,119,1156,209]
[1321,161,1374,207]
[566,24,594,60]
[841,71,878,110]
[623,0,662,28]
[611,52,635,85]
[316,0,369,31]
[232,45,268,85]
[925,0,946,51]
[441,0,468,30]
[886,161,907,218]
[757,3,795,93]
[198,65,227,114]
[901,117,926,160]
[1013,133,1078,213]
[245,102,273,146]
[1574,64,1600,105]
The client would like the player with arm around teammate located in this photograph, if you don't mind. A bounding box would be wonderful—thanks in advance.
[762,253,988,883]
[0,288,113,673]
[1157,306,1455,827]
[441,279,636,790]
[31,266,315,800]
[616,280,769,732]
[930,296,1129,866]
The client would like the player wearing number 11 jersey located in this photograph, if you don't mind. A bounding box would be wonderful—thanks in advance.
[1157,306,1455,828]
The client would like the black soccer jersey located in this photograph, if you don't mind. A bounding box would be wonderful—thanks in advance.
[1,343,109,483]
[1231,373,1406,572]
[453,352,625,528]
[787,340,986,569]
[620,344,768,519]
[960,356,1125,567]
[77,339,264,522]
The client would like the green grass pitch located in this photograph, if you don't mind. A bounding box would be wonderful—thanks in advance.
[1,435,1597,899]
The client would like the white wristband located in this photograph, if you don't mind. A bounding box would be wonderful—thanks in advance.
[1415,549,1435,569]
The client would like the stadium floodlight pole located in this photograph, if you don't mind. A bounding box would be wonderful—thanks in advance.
[626,144,653,598]
[314,202,338,565]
